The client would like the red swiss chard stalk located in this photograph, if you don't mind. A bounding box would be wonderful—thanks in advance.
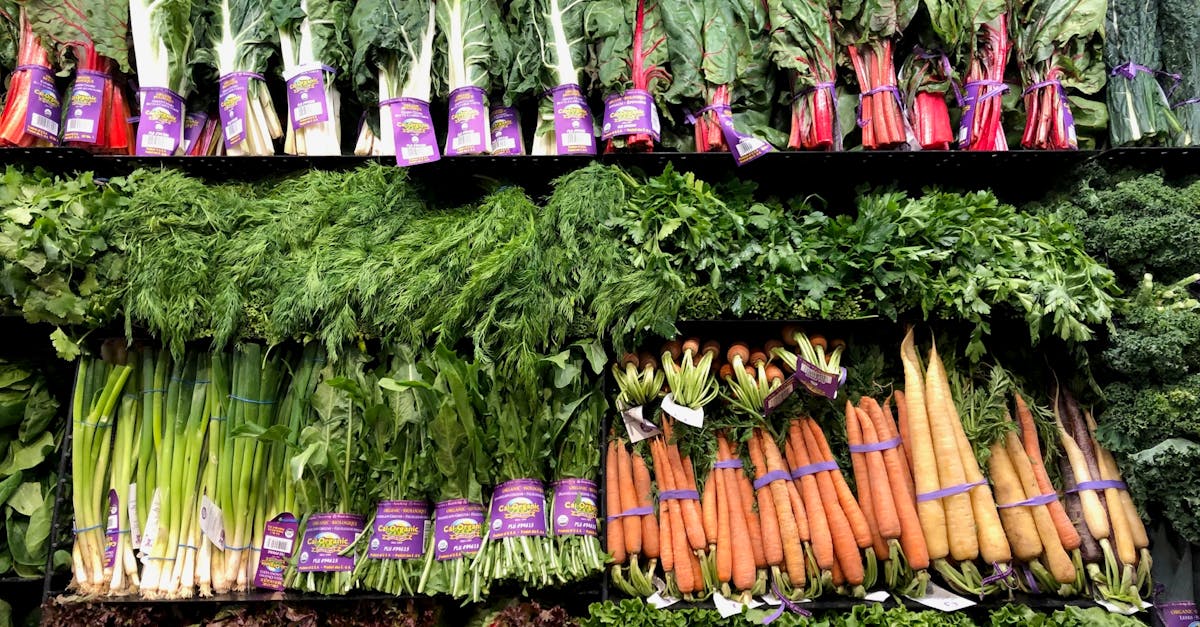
[847,40,906,149]
[962,16,1010,151]
[607,0,669,153]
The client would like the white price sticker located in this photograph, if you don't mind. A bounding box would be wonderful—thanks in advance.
[760,592,782,606]
[661,393,704,428]
[646,576,679,609]
[139,488,162,558]
[621,405,660,443]
[864,590,891,602]
[713,592,763,618]
[1096,598,1151,615]
[904,581,976,612]
[199,494,225,549]
[127,483,140,547]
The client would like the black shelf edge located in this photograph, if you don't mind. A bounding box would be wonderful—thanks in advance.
[48,590,419,604]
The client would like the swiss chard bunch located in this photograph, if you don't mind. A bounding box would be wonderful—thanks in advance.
[585,0,671,152]
[836,0,919,149]
[768,0,841,150]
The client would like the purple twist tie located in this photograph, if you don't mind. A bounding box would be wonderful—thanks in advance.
[790,460,839,479]
[753,469,793,491]
[713,459,744,469]
[659,489,700,501]
[1067,480,1127,493]
[604,505,654,522]
[980,562,1015,594]
[763,581,812,624]
[1022,78,1066,97]
[856,84,904,128]
[1173,97,1200,109]
[848,437,901,454]
[996,492,1059,509]
[684,102,729,125]
[913,46,962,104]
[916,479,987,503]
[1022,565,1040,594]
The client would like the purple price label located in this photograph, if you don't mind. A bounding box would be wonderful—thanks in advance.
[445,86,489,155]
[552,84,596,155]
[550,478,599,537]
[489,106,523,155]
[367,500,428,560]
[792,357,846,399]
[64,70,107,144]
[713,107,774,166]
[295,512,363,573]
[601,89,659,142]
[1061,98,1077,149]
[1157,601,1199,627]
[487,479,548,539]
[136,87,185,156]
[433,499,484,560]
[218,72,254,148]
[182,112,208,155]
[285,63,330,129]
[103,489,119,568]
[254,512,297,590]
[764,376,797,415]
[384,98,441,166]
[23,66,60,143]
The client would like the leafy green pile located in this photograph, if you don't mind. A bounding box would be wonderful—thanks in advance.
[0,358,63,579]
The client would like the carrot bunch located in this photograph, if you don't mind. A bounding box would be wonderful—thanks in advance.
[660,339,720,419]
[0,11,56,147]
[606,437,659,597]
[1053,387,1150,611]
[648,419,708,599]
[706,432,767,602]
[720,343,786,416]
[773,327,846,376]
[745,427,809,599]
[898,328,1012,596]
[846,396,930,596]
[612,352,665,411]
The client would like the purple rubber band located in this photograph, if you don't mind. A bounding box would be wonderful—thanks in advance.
[912,46,962,104]
[996,492,1059,509]
[763,581,812,624]
[1022,78,1065,97]
[1022,565,1040,594]
[684,102,729,125]
[713,459,744,469]
[76,69,111,79]
[1067,480,1127,493]
[791,81,835,104]
[659,489,700,501]
[1173,97,1200,109]
[753,469,793,491]
[916,479,987,503]
[790,460,839,480]
[856,85,904,128]
[604,505,654,522]
[848,437,902,454]
[1111,61,1181,96]
[980,562,1015,591]
[14,64,48,72]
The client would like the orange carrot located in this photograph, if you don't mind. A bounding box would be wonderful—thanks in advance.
[748,434,784,567]
[606,441,626,565]
[663,423,707,551]
[858,401,901,540]
[847,402,889,560]
[660,498,674,573]
[617,441,642,555]
[738,471,767,569]
[719,434,755,590]
[652,438,693,593]
[1014,393,1080,552]
[802,420,865,586]
[787,422,832,570]
[883,394,915,499]
[715,458,732,584]
[806,418,873,550]
[866,396,929,570]
[634,453,660,559]
[703,468,718,548]
[756,428,807,586]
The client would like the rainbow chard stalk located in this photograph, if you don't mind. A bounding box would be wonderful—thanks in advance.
[768,0,840,150]
[586,0,671,152]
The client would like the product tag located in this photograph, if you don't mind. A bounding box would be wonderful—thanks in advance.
[22,66,60,143]
[647,576,679,608]
[103,489,119,568]
[864,590,891,602]
[760,592,782,606]
[64,70,106,144]
[713,592,763,618]
[764,377,797,415]
[136,87,184,156]
[139,488,162,557]
[1096,598,1151,615]
[445,86,489,155]
[905,581,976,612]
[712,106,774,165]
[253,512,297,590]
[218,72,254,148]
[550,478,599,537]
[489,106,524,155]
[182,113,208,154]
[792,357,846,399]
[199,493,225,549]
[487,479,547,538]
[551,84,596,155]
[127,483,140,547]
[660,393,703,428]
[295,512,364,572]
[433,499,485,560]
[383,98,441,166]
[601,89,660,142]
[367,500,428,559]
[1156,600,1198,626]
[620,405,660,442]
[284,62,330,129]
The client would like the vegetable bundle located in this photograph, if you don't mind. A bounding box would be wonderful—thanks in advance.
[586,0,671,152]
[0,10,57,147]
[202,0,283,155]
[129,0,194,155]
[1105,0,1178,145]
[837,0,917,149]
[768,0,841,150]
[272,0,351,156]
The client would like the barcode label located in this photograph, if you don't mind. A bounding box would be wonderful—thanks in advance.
[452,131,481,151]
[141,134,177,152]
[107,513,118,530]
[31,113,59,135]
[401,144,434,161]
[294,101,322,122]
[562,131,591,147]
[493,136,515,152]
[66,118,94,134]
[224,118,244,140]
[263,535,293,554]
